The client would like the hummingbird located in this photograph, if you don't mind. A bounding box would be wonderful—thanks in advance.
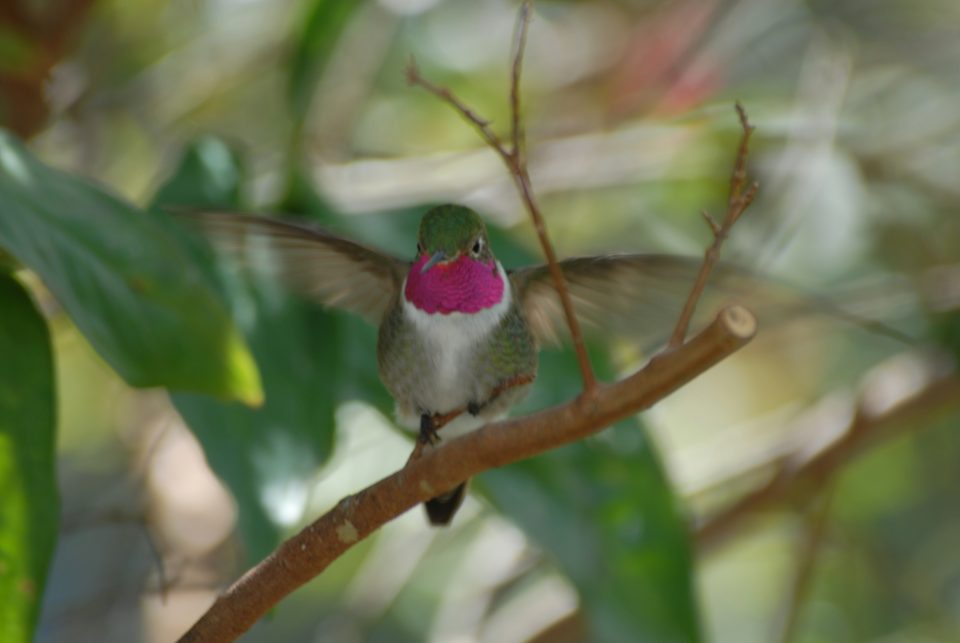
[186,203,871,524]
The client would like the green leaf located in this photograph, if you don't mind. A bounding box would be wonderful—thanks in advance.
[482,348,701,643]
[156,138,346,562]
[0,131,261,404]
[0,274,58,643]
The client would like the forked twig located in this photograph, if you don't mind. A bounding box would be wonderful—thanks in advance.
[407,1,598,394]
[667,102,759,349]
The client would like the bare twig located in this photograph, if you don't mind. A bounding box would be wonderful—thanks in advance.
[405,62,510,164]
[177,306,757,643]
[61,506,172,603]
[510,0,531,168]
[771,489,834,643]
[407,1,597,394]
[140,523,171,603]
[668,102,758,348]
[696,372,960,549]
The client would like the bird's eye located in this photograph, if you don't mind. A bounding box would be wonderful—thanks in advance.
[472,239,483,254]
[417,242,424,254]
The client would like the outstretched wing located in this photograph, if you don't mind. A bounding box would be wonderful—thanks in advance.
[510,254,812,346]
[180,212,409,323]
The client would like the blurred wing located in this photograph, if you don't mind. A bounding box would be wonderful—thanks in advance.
[511,254,817,347]
[181,212,408,323]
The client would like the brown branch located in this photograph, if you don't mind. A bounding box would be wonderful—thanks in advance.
[407,1,597,394]
[695,371,960,550]
[668,102,758,349]
[177,305,757,643]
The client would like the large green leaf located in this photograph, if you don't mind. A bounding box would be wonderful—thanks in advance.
[482,347,701,643]
[0,131,261,403]
[156,138,345,563]
[0,273,58,643]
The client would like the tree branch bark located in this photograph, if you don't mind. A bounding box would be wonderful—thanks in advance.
[178,305,757,643]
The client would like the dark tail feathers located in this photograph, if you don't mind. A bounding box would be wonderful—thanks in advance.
[424,481,467,526]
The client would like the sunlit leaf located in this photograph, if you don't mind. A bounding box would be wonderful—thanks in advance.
[0,131,261,404]
[0,273,58,643]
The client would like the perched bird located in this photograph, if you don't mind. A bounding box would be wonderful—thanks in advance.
[185,203,864,525]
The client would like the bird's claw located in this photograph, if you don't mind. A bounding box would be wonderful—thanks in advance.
[419,413,440,445]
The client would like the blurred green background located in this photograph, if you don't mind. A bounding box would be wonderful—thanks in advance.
[1,0,959,642]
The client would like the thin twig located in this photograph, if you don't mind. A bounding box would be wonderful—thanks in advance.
[772,488,834,643]
[177,306,757,643]
[407,2,597,394]
[140,523,171,603]
[405,61,510,165]
[511,168,596,393]
[510,0,531,167]
[667,102,758,349]
[61,507,172,603]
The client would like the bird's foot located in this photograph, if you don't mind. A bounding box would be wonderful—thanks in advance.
[419,413,440,445]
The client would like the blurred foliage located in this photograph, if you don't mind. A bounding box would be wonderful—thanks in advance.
[0,0,96,138]
[289,0,364,126]
[491,430,696,642]
[0,0,958,642]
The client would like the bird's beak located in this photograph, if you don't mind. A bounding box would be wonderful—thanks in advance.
[421,250,446,273]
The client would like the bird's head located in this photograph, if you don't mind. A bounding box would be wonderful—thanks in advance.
[404,205,504,315]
